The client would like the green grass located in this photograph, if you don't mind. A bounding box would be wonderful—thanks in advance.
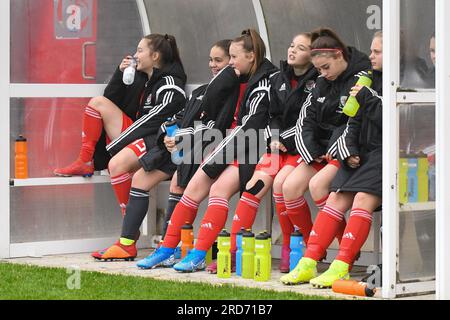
[0,262,332,300]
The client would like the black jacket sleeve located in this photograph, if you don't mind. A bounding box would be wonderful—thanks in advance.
[106,77,186,156]
[295,92,325,164]
[355,86,383,129]
[337,114,362,162]
[337,85,382,161]
[103,67,126,106]
[201,66,240,122]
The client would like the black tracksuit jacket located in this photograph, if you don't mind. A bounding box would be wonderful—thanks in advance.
[105,62,187,157]
[294,47,372,164]
[268,61,318,154]
[331,69,383,197]
[200,58,278,193]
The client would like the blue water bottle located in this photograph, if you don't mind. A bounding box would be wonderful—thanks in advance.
[236,228,244,276]
[289,228,304,271]
[407,156,419,203]
[428,163,436,201]
[164,120,183,165]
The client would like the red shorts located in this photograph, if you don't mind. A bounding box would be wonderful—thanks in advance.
[127,138,147,159]
[255,153,301,179]
[106,113,147,158]
[298,158,341,172]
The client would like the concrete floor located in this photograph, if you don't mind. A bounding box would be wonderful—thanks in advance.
[1,249,386,300]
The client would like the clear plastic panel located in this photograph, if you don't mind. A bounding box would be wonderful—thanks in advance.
[400,0,435,89]
[11,98,88,178]
[10,184,121,243]
[261,0,382,65]
[398,104,435,281]
[143,0,259,84]
[10,0,143,84]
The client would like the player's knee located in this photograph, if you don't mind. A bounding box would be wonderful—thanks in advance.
[245,180,265,196]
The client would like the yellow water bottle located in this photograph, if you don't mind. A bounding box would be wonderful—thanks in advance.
[241,229,255,279]
[217,229,231,278]
[343,71,373,117]
[254,231,272,282]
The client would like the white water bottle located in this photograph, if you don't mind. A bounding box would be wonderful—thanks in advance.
[122,58,137,85]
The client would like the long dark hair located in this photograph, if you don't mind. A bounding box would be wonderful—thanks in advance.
[232,29,266,76]
[310,28,349,62]
[144,34,184,70]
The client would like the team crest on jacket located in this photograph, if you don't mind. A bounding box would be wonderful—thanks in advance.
[279,83,287,91]
[340,96,348,107]
[146,94,152,104]
[306,80,315,91]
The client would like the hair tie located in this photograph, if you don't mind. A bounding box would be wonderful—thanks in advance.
[164,34,170,41]
[242,29,251,36]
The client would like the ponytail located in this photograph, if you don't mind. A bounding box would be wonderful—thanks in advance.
[232,28,266,77]
[144,33,184,70]
[310,28,349,61]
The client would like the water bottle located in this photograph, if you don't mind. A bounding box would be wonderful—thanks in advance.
[164,120,183,165]
[254,231,272,282]
[15,135,28,179]
[122,57,137,85]
[332,280,376,297]
[428,163,436,201]
[217,229,231,278]
[342,71,373,117]
[180,223,194,258]
[289,229,304,271]
[235,228,245,276]
[407,156,419,203]
[205,246,213,266]
[399,152,409,204]
[417,152,429,202]
[241,229,255,279]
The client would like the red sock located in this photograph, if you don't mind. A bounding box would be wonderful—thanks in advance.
[336,217,347,244]
[163,195,199,248]
[314,195,347,243]
[314,195,328,210]
[230,192,261,252]
[285,196,312,244]
[110,173,132,216]
[305,205,345,261]
[336,208,373,265]
[273,193,293,247]
[196,197,229,251]
[79,106,103,163]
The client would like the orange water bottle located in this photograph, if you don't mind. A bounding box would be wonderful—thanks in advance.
[332,280,376,297]
[15,135,28,179]
[180,223,194,258]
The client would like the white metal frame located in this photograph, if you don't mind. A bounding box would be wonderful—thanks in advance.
[252,0,272,61]
[136,0,151,35]
[0,0,10,259]
[382,0,401,299]
[436,0,450,300]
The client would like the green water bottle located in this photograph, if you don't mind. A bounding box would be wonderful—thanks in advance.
[241,229,255,279]
[343,71,373,117]
[254,231,272,282]
[417,152,429,202]
[399,152,409,204]
[217,229,231,278]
